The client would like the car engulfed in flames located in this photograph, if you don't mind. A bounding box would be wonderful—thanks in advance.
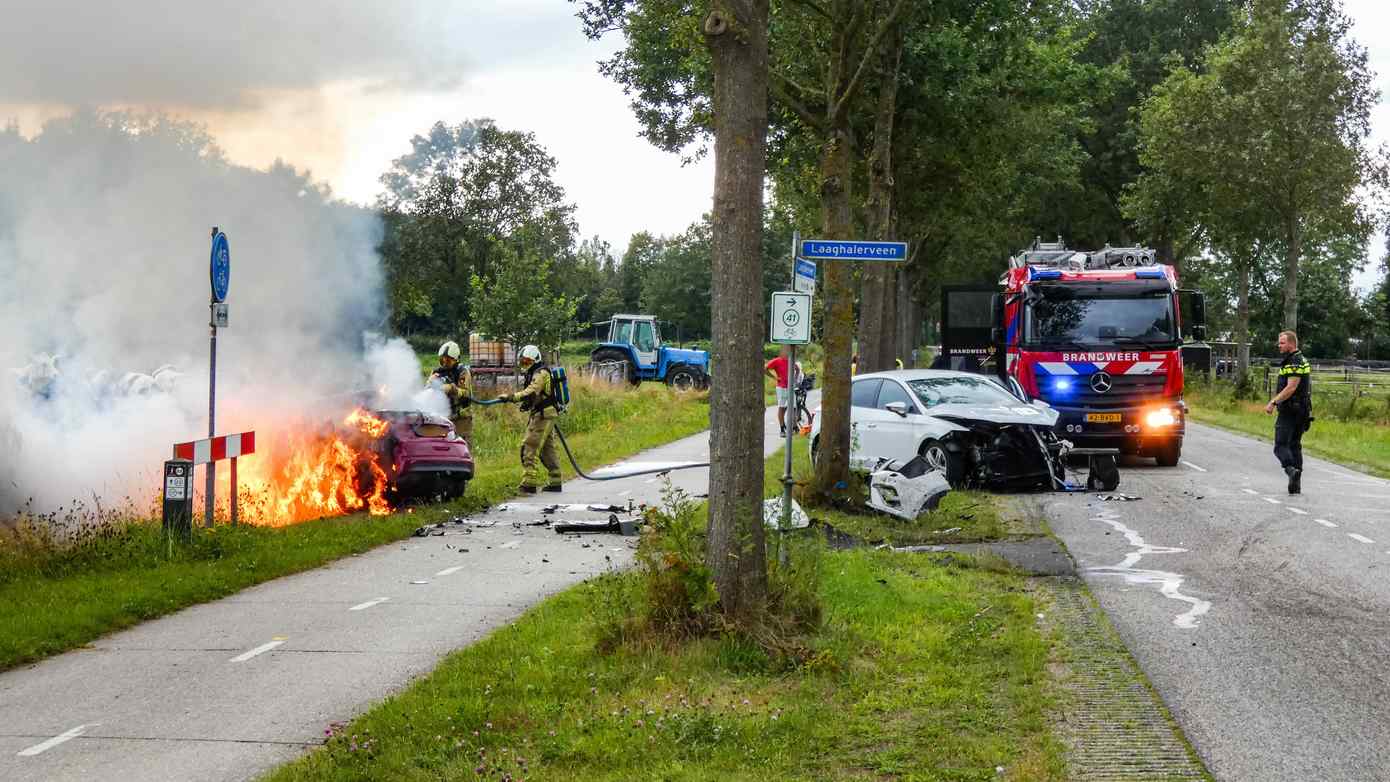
[226,408,473,526]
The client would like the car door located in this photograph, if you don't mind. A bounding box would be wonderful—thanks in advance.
[848,378,883,469]
[871,378,924,464]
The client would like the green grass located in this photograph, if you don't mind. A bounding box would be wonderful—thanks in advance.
[0,378,712,672]
[1185,382,1390,479]
[266,438,1064,781]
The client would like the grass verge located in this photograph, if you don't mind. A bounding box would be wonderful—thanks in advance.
[0,379,711,672]
[266,445,1064,781]
[1185,382,1390,478]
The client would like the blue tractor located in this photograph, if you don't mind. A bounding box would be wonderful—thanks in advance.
[590,314,711,391]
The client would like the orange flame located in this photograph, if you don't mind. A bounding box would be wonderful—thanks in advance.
[215,411,395,526]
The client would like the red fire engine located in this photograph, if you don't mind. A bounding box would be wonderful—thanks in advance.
[942,239,1206,465]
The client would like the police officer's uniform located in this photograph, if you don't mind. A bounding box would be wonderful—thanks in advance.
[1274,349,1312,492]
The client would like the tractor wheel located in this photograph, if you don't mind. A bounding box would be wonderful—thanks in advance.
[666,365,701,393]
[591,349,635,384]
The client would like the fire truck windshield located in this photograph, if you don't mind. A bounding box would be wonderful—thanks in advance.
[1025,289,1177,348]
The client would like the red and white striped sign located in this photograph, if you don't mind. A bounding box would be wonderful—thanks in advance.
[173,431,256,464]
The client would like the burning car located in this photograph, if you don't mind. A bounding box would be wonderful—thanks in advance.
[357,410,474,504]
[810,369,1069,491]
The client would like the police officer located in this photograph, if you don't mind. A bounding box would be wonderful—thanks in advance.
[431,341,475,443]
[499,345,562,494]
[1264,330,1311,494]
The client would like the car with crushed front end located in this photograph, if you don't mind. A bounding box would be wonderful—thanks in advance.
[809,369,1068,491]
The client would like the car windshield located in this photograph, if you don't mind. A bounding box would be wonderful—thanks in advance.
[908,376,1023,409]
[1025,290,1176,347]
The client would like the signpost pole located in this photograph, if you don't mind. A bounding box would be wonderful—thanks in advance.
[780,231,802,567]
[230,456,238,527]
[206,233,217,528]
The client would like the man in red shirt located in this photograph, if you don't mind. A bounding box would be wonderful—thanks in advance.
[764,347,792,436]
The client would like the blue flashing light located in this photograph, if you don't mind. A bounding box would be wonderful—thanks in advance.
[1031,269,1063,280]
[1051,378,1074,393]
[1134,269,1165,279]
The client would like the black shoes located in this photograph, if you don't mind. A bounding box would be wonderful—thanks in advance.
[1286,467,1302,495]
[543,484,563,493]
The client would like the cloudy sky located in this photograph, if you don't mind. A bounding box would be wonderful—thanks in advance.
[1,0,1386,281]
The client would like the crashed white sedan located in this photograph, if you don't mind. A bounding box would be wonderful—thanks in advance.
[810,369,1066,491]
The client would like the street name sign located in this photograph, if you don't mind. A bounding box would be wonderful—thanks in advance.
[799,239,907,262]
[794,258,816,293]
[770,292,812,344]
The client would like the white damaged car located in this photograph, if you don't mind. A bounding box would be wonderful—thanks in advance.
[810,369,1067,491]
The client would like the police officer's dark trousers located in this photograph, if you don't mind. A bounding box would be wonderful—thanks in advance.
[1273,409,1305,472]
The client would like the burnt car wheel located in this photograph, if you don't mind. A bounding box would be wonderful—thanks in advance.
[666,365,701,392]
[920,438,966,488]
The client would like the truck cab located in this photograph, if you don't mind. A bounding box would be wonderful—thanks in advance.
[591,314,711,391]
[942,240,1205,466]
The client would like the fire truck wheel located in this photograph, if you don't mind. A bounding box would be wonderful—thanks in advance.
[1153,440,1181,467]
[920,439,966,488]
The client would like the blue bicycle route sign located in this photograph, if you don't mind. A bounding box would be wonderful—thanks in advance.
[210,231,230,302]
[799,239,907,262]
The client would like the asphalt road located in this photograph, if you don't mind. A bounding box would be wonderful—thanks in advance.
[0,406,794,782]
[1042,420,1390,781]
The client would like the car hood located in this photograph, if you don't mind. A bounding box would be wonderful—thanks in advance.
[929,401,1058,427]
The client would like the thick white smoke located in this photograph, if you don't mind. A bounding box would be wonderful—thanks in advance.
[0,111,436,516]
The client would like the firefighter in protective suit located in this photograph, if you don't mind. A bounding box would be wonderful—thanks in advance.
[431,341,474,443]
[499,345,562,494]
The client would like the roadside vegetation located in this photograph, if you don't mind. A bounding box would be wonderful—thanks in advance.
[1186,379,1390,478]
[0,377,710,672]
[266,439,1065,782]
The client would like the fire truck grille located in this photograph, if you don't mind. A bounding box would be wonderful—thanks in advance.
[1050,374,1168,408]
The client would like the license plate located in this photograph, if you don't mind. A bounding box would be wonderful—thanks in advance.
[1086,413,1122,423]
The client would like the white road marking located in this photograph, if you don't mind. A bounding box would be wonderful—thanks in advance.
[435,566,464,576]
[1262,497,1282,505]
[1348,533,1375,544]
[230,640,285,662]
[1242,488,1260,495]
[1181,461,1208,473]
[349,597,389,611]
[17,724,95,756]
[1315,519,1338,528]
[1287,507,1308,515]
[1084,509,1210,630]
[499,541,520,549]
[618,490,632,497]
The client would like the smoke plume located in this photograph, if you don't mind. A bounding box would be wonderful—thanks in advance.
[0,111,437,516]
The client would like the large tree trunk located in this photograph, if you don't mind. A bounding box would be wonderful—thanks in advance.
[856,22,903,374]
[1235,252,1252,384]
[813,123,857,500]
[1282,214,1301,331]
[703,0,770,620]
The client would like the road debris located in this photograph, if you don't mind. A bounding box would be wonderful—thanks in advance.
[761,498,811,529]
[866,456,951,520]
[554,514,640,536]
[1097,493,1142,502]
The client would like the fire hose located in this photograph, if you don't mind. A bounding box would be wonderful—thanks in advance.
[472,397,711,481]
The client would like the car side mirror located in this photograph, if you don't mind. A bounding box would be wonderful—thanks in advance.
[1192,324,1207,342]
[991,327,1004,346]
[885,401,910,418]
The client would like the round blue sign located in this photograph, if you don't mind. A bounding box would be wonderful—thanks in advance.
[210,232,230,302]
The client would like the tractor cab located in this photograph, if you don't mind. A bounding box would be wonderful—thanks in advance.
[591,314,711,390]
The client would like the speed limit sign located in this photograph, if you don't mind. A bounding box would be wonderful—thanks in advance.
[770,292,812,344]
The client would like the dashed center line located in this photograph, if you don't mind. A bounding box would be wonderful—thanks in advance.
[1262,497,1282,505]
[1287,507,1308,515]
[1242,488,1260,495]
[349,597,389,611]
[230,640,285,662]
[1315,519,1338,528]
[17,724,94,756]
[1348,533,1375,544]
[435,566,464,576]
[1181,461,1208,473]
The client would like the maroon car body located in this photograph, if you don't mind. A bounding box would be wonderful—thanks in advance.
[369,410,474,502]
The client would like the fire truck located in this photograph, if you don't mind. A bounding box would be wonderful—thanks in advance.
[941,239,1206,466]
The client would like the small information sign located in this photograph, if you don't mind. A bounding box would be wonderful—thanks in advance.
[770,292,812,345]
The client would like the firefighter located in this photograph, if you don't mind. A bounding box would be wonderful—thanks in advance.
[1264,330,1312,494]
[431,341,475,443]
[499,344,563,494]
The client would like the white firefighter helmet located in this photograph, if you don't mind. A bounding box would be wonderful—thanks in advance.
[519,345,542,365]
[438,341,461,360]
